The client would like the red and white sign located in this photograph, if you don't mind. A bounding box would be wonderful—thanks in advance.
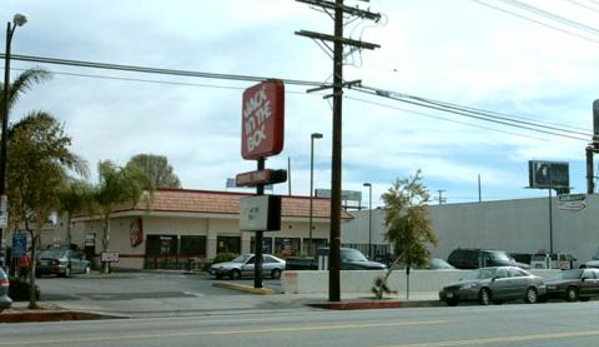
[241,79,285,160]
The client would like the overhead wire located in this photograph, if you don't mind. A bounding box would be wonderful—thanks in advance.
[4,54,593,143]
[470,0,599,44]
[351,85,590,142]
[345,95,551,142]
[498,0,599,36]
[563,0,599,13]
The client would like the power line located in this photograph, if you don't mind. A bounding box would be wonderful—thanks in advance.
[499,0,599,36]
[2,54,326,87]
[470,0,599,44]
[345,95,551,142]
[5,53,591,142]
[8,67,317,96]
[352,85,590,142]
[563,0,599,13]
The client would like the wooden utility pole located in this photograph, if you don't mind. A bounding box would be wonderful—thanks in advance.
[296,0,380,302]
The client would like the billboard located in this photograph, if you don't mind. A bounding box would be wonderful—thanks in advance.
[241,79,285,160]
[315,189,362,202]
[528,160,569,189]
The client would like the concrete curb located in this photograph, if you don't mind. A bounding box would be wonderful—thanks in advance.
[212,282,275,295]
[307,299,444,310]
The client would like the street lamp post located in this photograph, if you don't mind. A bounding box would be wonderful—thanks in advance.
[308,133,323,256]
[1,13,27,268]
[363,182,372,259]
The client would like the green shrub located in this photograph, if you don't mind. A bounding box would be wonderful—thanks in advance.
[212,252,237,264]
[8,277,40,302]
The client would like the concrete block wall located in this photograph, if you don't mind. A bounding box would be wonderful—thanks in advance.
[281,269,563,294]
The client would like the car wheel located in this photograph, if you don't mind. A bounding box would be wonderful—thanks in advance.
[580,297,591,302]
[445,299,458,307]
[271,269,281,280]
[230,269,241,280]
[479,288,491,305]
[566,286,579,302]
[215,273,223,280]
[525,287,538,304]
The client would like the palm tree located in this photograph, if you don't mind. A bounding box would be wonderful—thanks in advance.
[8,111,88,308]
[0,68,52,112]
[94,160,153,273]
[57,179,95,248]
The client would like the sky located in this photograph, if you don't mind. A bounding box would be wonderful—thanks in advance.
[3,0,599,208]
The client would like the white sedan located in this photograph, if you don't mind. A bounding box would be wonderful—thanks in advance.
[209,254,286,280]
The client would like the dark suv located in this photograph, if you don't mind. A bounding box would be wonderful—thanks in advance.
[447,248,529,269]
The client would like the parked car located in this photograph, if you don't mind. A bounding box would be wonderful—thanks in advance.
[0,268,11,312]
[209,254,286,280]
[542,268,599,302]
[530,253,577,269]
[285,248,387,271]
[584,260,599,269]
[439,266,546,306]
[447,248,530,269]
[392,258,455,270]
[509,253,533,265]
[35,249,91,278]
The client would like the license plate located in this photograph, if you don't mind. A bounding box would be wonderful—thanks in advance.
[446,292,454,298]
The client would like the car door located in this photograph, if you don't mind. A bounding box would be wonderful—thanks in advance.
[262,255,277,275]
[507,267,529,298]
[70,252,84,273]
[490,268,512,299]
[241,256,255,277]
[580,269,598,297]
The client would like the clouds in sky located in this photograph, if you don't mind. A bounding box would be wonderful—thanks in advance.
[4,0,599,206]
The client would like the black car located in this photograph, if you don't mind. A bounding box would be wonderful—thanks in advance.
[36,249,91,277]
[447,248,530,269]
[286,248,387,270]
[543,268,599,302]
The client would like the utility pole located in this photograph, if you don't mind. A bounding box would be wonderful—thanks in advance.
[587,99,599,194]
[296,0,380,302]
[436,190,446,205]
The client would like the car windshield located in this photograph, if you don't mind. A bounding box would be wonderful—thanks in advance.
[341,249,368,262]
[461,268,496,281]
[550,269,583,280]
[489,251,511,263]
[37,250,66,259]
[231,254,251,263]
[430,258,453,269]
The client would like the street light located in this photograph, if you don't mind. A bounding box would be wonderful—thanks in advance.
[1,13,27,267]
[363,182,372,259]
[308,132,323,256]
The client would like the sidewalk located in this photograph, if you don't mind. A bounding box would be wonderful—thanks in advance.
[0,289,443,323]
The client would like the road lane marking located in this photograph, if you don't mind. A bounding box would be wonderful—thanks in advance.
[375,329,599,347]
[0,320,447,345]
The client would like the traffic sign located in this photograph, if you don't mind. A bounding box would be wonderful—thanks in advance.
[12,233,27,258]
[558,194,587,212]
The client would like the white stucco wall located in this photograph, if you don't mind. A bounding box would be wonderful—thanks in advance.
[343,195,599,265]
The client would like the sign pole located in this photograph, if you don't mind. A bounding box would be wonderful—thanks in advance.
[254,158,265,289]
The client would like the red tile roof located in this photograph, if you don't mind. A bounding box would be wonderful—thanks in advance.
[115,189,353,220]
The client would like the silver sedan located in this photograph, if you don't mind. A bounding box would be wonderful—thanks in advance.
[209,254,286,280]
[439,266,546,306]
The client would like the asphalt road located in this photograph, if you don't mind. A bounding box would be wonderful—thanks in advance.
[3,299,599,347]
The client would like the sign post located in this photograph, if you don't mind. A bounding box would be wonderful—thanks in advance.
[240,79,285,289]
